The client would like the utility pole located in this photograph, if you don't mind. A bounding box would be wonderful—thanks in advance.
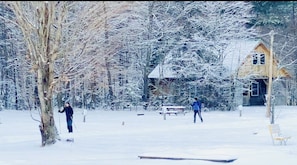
[266,30,274,122]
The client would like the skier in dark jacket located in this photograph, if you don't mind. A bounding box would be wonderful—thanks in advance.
[59,102,74,133]
[191,98,203,123]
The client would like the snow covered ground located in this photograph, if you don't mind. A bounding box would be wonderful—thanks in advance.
[0,105,297,165]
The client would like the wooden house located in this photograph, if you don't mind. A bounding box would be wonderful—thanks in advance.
[148,39,292,106]
[223,39,291,106]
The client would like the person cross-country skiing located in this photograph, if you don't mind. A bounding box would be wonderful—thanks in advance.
[191,98,203,123]
[59,102,74,133]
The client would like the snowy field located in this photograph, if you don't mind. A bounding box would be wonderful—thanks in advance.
[0,105,297,165]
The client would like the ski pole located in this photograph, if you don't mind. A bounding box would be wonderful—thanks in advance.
[72,118,77,130]
[58,112,61,133]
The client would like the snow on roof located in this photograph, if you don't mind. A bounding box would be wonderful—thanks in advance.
[222,39,261,74]
[148,39,262,79]
[148,63,177,79]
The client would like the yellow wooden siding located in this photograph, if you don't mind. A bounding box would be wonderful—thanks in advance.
[237,43,290,79]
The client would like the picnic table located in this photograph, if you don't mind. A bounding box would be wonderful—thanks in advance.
[158,106,187,115]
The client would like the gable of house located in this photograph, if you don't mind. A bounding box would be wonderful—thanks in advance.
[223,39,292,106]
[223,39,291,79]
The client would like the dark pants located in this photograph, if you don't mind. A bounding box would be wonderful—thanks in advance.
[67,119,73,133]
[194,110,203,123]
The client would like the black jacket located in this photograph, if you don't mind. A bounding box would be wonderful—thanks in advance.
[59,106,73,121]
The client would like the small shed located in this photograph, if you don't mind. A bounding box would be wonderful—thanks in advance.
[148,63,177,99]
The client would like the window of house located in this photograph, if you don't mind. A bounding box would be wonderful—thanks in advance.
[252,54,258,64]
[260,53,265,64]
[252,53,265,65]
[251,82,259,96]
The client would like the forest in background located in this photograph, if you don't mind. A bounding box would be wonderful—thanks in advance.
[0,1,297,111]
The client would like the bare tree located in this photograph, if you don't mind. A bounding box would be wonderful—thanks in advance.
[2,1,133,146]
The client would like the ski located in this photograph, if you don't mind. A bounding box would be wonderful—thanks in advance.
[138,155,237,163]
[57,138,74,142]
[66,138,74,142]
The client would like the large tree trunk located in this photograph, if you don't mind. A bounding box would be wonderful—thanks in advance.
[35,2,59,146]
[37,62,57,146]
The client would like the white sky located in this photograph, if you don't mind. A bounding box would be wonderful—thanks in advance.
[0,105,296,165]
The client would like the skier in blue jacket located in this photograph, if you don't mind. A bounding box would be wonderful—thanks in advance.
[191,98,203,123]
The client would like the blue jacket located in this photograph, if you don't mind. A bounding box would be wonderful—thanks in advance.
[192,101,201,111]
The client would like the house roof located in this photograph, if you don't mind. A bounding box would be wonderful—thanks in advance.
[148,39,278,79]
[222,39,263,75]
[148,63,177,79]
